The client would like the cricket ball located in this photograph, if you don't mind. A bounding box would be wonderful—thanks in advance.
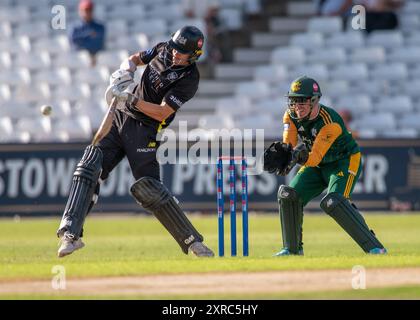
[40,105,52,116]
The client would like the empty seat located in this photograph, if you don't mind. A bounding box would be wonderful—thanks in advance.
[350,47,386,64]
[0,6,29,23]
[0,52,12,70]
[325,31,364,49]
[53,51,91,69]
[15,22,50,39]
[198,114,235,130]
[97,51,129,69]
[33,36,70,54]
[307,17,342,34]
[398,113,420,130]
[330,63,368,81]
[234,81,271,100]
[74,99,107,130]
[0,69,31,86]
[148,3,184,20]
[15,83,51,104]
[254,97,287,117]
[0,22,12,40]
[356,129,377,139]
[54,116,92,142]
[403,79,420,98]
[254,65,287,83]
[374,96,413,114]
[34,68,72,85]
[219,8,243,30]
[16,117,53,142]
[335,95,372,114]
[367,30,404,49]
[15,51,51,70]
[0,84,11,102]
[74,67,109,85]
[105,20,128,40]
[171,19,206,36]
[215,97,252,117]
[107,4,145,20]
[271,47,305,65]
[236,114,275,130]
[388,47,420,64]
[52,84,91,102]
[0,37,31,54]
[381,128,418,138]
[353,113,396,131]
[320,80,349,97]
[371,63,408,81]
[405,33,420,46]
[290,64,329,81]
[131,19,167,37]
[0,117,30,143]
[0,101,34,119]
[307,47,346,65]
[290,32,324,49]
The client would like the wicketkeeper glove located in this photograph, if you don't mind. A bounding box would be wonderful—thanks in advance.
[263,142,309,176]
[263,141,293,175]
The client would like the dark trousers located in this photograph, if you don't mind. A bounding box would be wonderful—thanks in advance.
[98,110,160,181]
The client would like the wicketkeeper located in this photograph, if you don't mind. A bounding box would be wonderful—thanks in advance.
[263,76,387,256]
[56,26,214,258]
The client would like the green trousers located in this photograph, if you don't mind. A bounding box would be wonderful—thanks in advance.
[290,152,362,206]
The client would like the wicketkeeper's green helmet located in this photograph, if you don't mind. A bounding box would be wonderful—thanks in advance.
[286,76,322,121]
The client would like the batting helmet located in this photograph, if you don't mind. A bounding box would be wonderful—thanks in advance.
[169,26,204,63]
[286,76,322,122]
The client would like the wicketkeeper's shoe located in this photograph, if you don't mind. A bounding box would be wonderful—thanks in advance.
[57,232,85,258]
[188,241,215,257]
[368,247,388,255]
[273,247,304,257]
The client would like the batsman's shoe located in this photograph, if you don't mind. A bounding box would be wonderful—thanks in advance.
[58,233,85,258]
[189,242,215,257]
[274,247,304,257]
[368,247,387,255]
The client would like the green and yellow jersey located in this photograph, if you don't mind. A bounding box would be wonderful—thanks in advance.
[283,104,360,169]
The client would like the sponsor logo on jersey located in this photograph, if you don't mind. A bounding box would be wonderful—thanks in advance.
[147,141,157,148]
[136,148,156,153]
[291,81,301,92]
[167,72,179,81]
[337,171,344,177]
[169,95,183,107]
[311,128,318,137]
[298,126,305,132]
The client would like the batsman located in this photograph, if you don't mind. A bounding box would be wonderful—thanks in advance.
[56,26,214,258]
[264,76,387,256]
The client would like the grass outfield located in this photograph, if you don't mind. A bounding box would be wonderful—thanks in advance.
[0,213,419,299]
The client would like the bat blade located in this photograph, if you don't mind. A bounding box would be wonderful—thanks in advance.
[91,97,119,146]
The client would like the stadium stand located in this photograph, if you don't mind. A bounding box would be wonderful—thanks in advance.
[0,0,419,142]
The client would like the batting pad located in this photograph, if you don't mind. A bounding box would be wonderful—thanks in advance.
[57,145,103,239]
[277,185,304,254]
[130,177,203,254]
[321,193,385,253]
